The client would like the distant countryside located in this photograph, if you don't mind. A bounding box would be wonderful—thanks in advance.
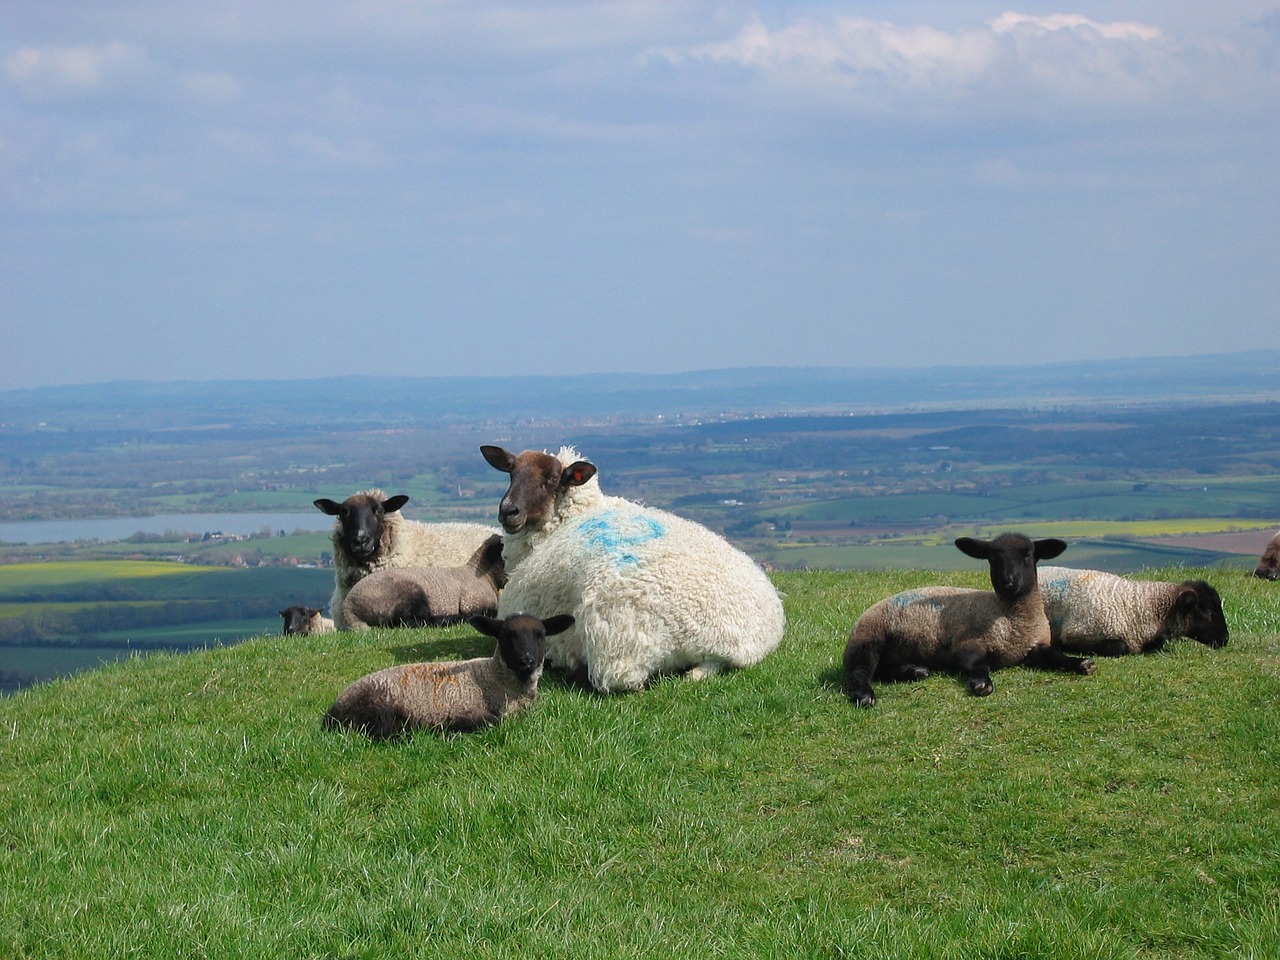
[2,356,1278,691]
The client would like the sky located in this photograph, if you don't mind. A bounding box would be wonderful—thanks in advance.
[2,2,1277,390]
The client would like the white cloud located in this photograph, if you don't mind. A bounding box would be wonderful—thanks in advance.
[5,40,151,100]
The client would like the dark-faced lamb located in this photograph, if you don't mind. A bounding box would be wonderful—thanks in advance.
[480,445,786,694]
[843,533,1095,706]
[279,605,335,635]
[313,489,499,629]
[1254,530,1280,580]
[340,534,507,631]
[1038,566,1229,655]
[323,612,575,739]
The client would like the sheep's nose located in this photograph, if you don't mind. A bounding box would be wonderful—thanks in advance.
[499,501,520,523]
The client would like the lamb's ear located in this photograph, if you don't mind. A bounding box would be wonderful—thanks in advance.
[561,462,596,487]
[279,610,289,618]
[1034,538,1068,561]
[382,494,410,513]
[1174,588,1201,614]
[480,445,516,473]
[954,537,990,560]
[307,607,323,617]
[468,615,502,638]
[540,614,576,636]
[314,498,343,516]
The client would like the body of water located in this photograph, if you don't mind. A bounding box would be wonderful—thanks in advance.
[0,511,334,545]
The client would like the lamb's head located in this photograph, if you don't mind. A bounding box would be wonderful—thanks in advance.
[280,605,323,636]
[1253,532,1280,580]
[480,445,596,535]
[955,533,1067,601]
[470,612,576,678]
[1173,580,1229,649]
[313,490,409,561]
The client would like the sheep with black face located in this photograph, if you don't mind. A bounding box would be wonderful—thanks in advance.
[843,533,1095,706]
[1254,530,1280,581]
[279,605,334,635]
[313,489,498,629]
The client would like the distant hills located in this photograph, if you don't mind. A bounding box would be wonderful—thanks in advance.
[2,349,1278,429]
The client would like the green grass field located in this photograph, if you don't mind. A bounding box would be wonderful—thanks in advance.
[2,568,1278,958]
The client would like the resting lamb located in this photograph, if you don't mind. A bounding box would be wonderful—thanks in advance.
[323,612,574,739]
[1038,566,1229,655]
[480,444,786,694]
[279,605,335,635]
[313,489,499,629]
[843,533,1095,706]
[341,534,507,631]
[1254,530,1280,580]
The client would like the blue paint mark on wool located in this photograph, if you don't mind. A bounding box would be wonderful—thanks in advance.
[577,510,665,566]
[889,589,943,610]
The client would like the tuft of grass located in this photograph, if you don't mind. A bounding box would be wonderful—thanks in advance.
[1,568,1278,959]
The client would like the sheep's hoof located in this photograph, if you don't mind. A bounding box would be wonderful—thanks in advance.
[1078,658,1097,675]
[851,693,876,708]
[968,678,994,696]
[904,665,930,681]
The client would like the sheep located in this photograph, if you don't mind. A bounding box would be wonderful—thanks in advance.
[313,489,500,629]
[479,444,786,694]
[340,534,507,631]
[843,533,1095,706]
[1038,566,1229,655]
[279,605,335,635]
[323,612,575,739]
[1253,530,1280,580]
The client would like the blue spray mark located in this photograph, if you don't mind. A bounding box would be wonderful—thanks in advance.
[889,589,944,611]
[577,510,665,566]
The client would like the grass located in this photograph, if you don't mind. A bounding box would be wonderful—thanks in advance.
[1,568,1278,958]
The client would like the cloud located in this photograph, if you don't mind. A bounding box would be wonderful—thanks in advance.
[5,40,151,100]
[677,10,1202,112]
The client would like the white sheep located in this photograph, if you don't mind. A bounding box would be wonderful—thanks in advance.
[340,534,507,631]
[279,605,335,636]
[1038,566,1229,655]
[843,533,1095,706]
[1254,530,1280,580]
[313,489,499,630]
[480,444,786,694]
[323,612,575,739]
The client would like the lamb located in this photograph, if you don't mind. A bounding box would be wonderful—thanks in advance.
[480,444,786,694]
[1253,530,1280,580]
[1038,566,1229,655]
[279,605,335,635]
[843,533,1095,706]
[323,612,575,739]
[340,534,507,631]
[313,489,500,629]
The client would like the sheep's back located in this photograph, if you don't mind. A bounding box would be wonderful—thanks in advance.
[1038,566,1172,651]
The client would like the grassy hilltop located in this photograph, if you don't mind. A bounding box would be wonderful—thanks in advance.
[2,567,1279,959]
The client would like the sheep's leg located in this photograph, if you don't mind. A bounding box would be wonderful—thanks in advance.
[685,657,730,682]
[1023,646,1097,675]
[882,663,931,682]
[955,649,994,696]
[843,638,882,707]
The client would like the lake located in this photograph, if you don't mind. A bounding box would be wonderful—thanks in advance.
[0,511,334,545]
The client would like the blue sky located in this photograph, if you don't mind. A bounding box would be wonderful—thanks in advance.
[3,2,1277,390]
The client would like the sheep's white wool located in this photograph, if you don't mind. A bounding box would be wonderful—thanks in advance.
[497,447,786,692]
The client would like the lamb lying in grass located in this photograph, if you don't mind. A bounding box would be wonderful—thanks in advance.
[279,606,335,636]
[340,534,507,631]
[844,533,1095,706]
[323,612,575,739]
[1038,566,1229,655]
[1254,530,1280,580]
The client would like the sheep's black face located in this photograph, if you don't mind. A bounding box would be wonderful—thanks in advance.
[955,533,1067,602]
[1254,536,1280,579]
[1180,581,1230,649]
[314,493,409,560]
[481,446,596,535]
[472,612,575,678]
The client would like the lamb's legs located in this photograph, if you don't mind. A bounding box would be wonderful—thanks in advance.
[955,649,994,696]
[843,637,883,707]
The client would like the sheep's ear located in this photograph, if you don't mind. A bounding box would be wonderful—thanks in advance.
[562,462,596,487]
[1034,538,1068,561]
[1174,588,1201,614]
[541,614,576,636]
[279,610,289,618]
[314,498,343,516]
[954,537,990,559]
[382,494,410,514]
[480,445,516,473]
[307,607,323,616]
[468,615,502,638]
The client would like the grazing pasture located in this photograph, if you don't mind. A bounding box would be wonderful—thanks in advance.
[1,567,1277,958]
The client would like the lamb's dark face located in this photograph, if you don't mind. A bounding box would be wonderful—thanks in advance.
[955,533,1067,602]
[1177,581,1230,649]
[480,445,596,535]
[280,605,321,636]
[1253,533,1280,580]
[471,612,576,678]
[313,492,410,561]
